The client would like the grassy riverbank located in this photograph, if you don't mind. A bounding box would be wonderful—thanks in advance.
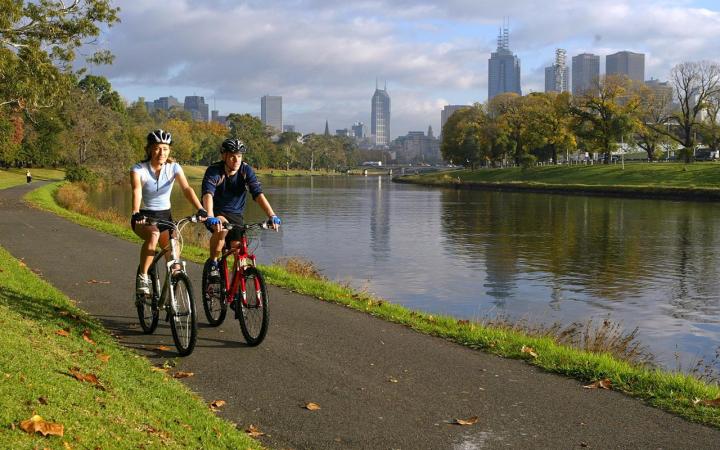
[24,182,720,428]
[0,243,261,449]
[0,168,65,190]
[182,166,343,181]
[398,163,720,199]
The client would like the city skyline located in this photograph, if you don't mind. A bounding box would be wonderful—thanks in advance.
[89,1,720,138]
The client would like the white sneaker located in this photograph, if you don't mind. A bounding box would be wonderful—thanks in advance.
[136,273,151,295]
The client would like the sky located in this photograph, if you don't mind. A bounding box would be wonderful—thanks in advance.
[88,0,720,138]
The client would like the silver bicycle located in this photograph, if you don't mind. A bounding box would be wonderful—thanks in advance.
[135,215,200,356]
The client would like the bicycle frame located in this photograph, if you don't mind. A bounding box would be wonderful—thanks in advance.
[220,229,260,310]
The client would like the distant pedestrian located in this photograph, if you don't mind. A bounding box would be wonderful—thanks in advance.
[26,170,31,184]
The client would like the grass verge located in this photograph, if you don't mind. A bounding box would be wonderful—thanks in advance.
[0,168,65,190]
[0,244,261,449]
[25,182,720,428]
[397,164,720,200]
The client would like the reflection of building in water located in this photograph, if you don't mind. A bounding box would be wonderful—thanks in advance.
[369,176,391,262]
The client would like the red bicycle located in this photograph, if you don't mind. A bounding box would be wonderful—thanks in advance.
[201,220,271,346]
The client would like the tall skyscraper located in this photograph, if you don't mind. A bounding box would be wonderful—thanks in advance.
[352,122,366,139]
[261,95,283,132]
[606,51,645,82]
[572,53,600,95]
[184,96,209,122]
[487,26,521,100]
[440,105,469,133]
[545,48,569,93]
[371,81,390,147]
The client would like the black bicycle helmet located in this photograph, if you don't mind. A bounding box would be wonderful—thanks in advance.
[147,129,172,145]
[221,138,247,153]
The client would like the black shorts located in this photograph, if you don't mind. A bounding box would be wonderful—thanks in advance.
[131,209,173,233]
[216,211,244,244]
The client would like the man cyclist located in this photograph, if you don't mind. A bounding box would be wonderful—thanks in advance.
[202,138,281,280]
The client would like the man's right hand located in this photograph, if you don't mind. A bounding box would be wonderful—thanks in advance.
[205,217,221,232]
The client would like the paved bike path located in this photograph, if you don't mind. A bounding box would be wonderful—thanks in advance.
[1,182,719,449]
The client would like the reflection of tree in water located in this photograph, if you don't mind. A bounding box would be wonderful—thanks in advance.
[669,213,720,321]
[439,189,720,315]
[369,176,391,262]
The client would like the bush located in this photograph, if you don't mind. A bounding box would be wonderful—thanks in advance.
[65,165,98,184]
[520,154,537,169]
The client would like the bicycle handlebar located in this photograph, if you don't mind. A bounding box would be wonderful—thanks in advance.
[138,215,202,230]
[221,220,271,232]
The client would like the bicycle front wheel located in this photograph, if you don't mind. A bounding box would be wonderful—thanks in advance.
[238,267,269,346]
[169,272,197,356]
[202,258,227,326]
[136,265,159,334]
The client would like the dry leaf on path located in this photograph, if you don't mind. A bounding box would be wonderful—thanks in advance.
[453,416,479,426]
[55,329,70,337]
[173,371,194,379]
[583,378,612,390]
[521,345,538,358]
[210,400,226,410]
[86,279,111,284]
[245,424,265,438]
[82,329,95,345]
[155,345,172,352]
[19,415,64,437]
[304,402,321,411]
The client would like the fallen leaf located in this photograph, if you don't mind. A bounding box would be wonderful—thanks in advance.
[18,259,26,267]
[38,396,48,405]
[583,378,612,390]
[19,415,64,437]
[55,329,70,337]
[82,329,95,345]
[304,402,321,411]
[173,371,194,379]
[70,368,105,390]
[97,354,110,363]
[521,345,538,358]
[151,366,169,373]
[86,279,111,284]
[156,345,172,352]
[245,424,265,438]
[454,416,479,426]
[63,442,73,449]
[580,442,589,448]
[696,397,720,408]
[388,377,398,383]
[210,400,226,410]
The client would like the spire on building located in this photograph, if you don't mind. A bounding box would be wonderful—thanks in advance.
[324,120,330,136]
[427,125,434,139]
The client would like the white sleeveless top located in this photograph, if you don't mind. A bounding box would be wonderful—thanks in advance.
[131,161,183,210]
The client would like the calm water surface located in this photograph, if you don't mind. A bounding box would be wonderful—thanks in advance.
[89,175,720,369]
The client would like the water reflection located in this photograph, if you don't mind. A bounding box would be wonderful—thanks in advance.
[87,175,720,368]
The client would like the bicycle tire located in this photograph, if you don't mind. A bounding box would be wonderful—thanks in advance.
[237,266,269,346]
[169,272,197,356]
[201,258,227,326]
[136,265,159,334]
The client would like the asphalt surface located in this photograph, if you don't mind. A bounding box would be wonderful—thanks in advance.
[1,182,719,449]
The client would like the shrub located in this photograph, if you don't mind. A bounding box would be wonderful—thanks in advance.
[65,165,98,184]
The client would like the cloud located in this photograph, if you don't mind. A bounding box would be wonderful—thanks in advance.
[93,0,720,136]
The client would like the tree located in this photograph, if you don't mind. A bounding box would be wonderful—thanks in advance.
[652,61,720,162]
[440,104,488,168]
[632,82,674,161]
[0,1,119,112]
[699,92,720,153]
[226,113,274,168]
[571,75,638,162]
[531,92,576,164]
[78,74,125,114]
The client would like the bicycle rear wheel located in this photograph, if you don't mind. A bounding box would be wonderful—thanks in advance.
[237,267,269,346]
[201,258,227,326]
[136,265,159,334]
[169,272,197,356]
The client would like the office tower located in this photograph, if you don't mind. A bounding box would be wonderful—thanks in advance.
[352,122,366,139]
[545,49,569,93]
[371,81,391,147]
[153,96,181,111]
[260,95,283,132]
[572,53,600,95]
[606,51,645,82]
[487,26,521,100]
[441,105,469,133]
[184,96,209,122]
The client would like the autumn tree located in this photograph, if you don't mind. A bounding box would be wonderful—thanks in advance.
[531,92,576,164]
[632,82,674,161]
[571,75,638,162]
[698,92,720,153]
[226,113,275,168]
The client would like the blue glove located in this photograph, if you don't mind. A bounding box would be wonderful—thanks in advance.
[205,217,221,231]
[271,215,281,225]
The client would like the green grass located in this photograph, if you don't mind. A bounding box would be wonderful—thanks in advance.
[0,244,261,449]
[24,182,720,428]
[182,165,344,181]
[0,168,65,190]
[399,163,720,198]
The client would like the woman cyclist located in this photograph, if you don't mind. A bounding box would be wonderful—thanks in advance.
[131,129,207,295]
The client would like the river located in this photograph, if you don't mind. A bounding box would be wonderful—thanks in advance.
[88,174,720,371]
